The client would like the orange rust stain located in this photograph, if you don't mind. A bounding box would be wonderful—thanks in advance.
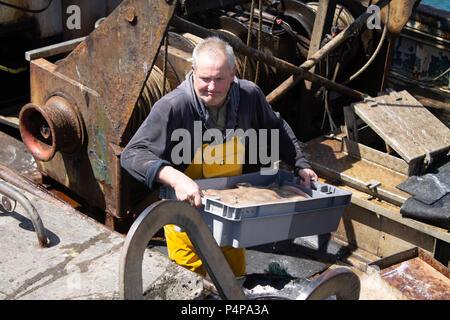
[380,257,450,300]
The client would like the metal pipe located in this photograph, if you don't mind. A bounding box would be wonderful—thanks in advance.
[0,163,114,235]
[119,200,247,300]
[0,181,48,248]
[297,267,360,300]
[380,33,397,92]
[0,164,59,206]
[171,15,365,100]
[266,0,392,104]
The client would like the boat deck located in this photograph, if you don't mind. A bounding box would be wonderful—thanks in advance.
[0,178,206,299]
[0,129,447,300]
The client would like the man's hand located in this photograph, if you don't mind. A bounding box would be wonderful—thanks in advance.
[297,168,318,188]
[156,166,203,208]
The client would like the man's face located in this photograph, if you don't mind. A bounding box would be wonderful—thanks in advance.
[193,51,235,107]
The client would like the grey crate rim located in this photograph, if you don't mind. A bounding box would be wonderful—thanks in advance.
[160,169,352,247]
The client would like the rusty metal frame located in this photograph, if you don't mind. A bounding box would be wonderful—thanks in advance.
[368,247,450,299]
[19,0,176,224]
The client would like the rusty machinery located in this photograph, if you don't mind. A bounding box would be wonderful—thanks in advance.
[19,0,177,231]
[18,0,404,232]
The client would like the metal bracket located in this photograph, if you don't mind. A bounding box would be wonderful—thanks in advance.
[297,267,360,300]
[366,179,382,190]
[119,200,247,300]
[362,94,378,107]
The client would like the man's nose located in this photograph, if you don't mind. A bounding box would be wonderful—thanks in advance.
[207,80,215,90]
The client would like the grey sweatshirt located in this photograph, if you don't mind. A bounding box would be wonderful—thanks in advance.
[120,71,311,189]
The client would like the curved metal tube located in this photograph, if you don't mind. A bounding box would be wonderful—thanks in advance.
[119,200,246,300]
[297,267,361,300]
[0,181,48,248]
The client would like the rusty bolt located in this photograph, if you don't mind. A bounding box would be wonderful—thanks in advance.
[2,196,15,212]
[125,7,136,23]
[40,123,51,139]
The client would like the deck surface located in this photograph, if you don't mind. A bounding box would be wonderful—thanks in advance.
[0,179,203,300]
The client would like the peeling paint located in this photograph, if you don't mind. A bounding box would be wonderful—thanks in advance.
[409,4,450,40]
[393,36,450,86]
[90,125,111,185]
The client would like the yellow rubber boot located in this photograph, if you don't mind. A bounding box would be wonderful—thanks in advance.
[164,224,246,277]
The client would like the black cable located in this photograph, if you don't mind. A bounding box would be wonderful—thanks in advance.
[0,0,53,13]
[335,6,344,28]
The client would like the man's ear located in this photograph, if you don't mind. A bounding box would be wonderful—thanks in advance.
[232,67,236,78]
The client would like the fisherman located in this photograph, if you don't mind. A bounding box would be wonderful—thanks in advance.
[120,36,317,277]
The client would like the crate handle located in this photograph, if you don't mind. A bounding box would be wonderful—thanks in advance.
[311,181,333,194]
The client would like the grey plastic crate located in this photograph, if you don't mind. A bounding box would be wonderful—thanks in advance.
[160,169,352,248]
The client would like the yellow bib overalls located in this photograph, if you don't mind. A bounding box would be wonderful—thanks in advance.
[163,136,246,277]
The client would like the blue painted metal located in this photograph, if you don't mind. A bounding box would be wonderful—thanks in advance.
[90,124,111,185]
[391,4,450,89]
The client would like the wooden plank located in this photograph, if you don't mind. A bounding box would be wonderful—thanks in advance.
[378,216,435,258]
[352,90,450,168]
[334,203,382,255]
[342,137,411,176]
[343,106,359,142]
[340,185,450,244]
[312,160,408,206]
[305,0,336,89]
[304,136,410,206]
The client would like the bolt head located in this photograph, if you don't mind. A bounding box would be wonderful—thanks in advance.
[125,7,136,23]
[2,196,13,212]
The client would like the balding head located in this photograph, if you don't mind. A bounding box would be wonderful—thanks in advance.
[192,37,235,75]
[191,37,236,107]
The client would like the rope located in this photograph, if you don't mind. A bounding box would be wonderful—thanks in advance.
[132,64,173,133]
[0,0,53,13]
[343,3,390,85]
[306,2,354,132]
[254,0,263,84]
[242,0,256,79]
[162,31,169,96]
